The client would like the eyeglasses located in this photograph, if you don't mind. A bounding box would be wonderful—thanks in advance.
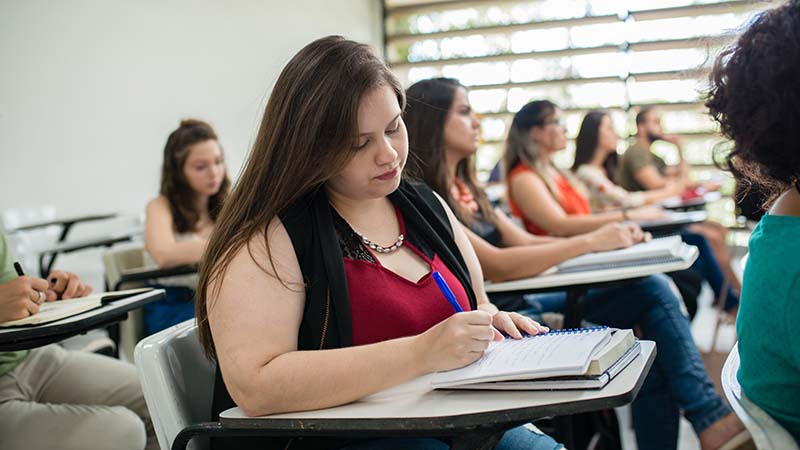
[542,118,565,128]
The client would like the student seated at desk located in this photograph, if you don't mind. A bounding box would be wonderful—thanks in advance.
[572,110,740,313]
[196,36,563,450]
[403,77,750,450]
[0,230,156,450]
[706,0,800,442]
[144,119,230,334]
[612,107,741,299]
[503,100,739,313]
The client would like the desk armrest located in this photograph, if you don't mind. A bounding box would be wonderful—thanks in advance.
[114,265,198,290]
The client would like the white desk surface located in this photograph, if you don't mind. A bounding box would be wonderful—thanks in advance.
[220,341,655,428]
[637,210,708,229]
[661,192,722,209]
[0,289,163,346]
[484,247,698,293]
[37,228,143,254]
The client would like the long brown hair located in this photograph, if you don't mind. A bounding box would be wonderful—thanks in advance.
[404,78,494,226]
[195,36,405,359]
[160,119,230,233]
[573,110,619,180]
[504,100,585,199]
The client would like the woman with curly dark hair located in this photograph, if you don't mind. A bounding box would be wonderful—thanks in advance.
[706,0,800,442]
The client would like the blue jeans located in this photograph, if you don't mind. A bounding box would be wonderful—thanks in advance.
[339,424,563,450]
[680,230,738,310]
[142,285,195,335]
[520,274,730,450]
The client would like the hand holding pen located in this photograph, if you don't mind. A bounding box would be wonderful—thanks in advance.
[433,271,548,340]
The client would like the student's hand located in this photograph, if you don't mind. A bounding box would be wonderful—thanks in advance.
[0,276,53,322]
[46,270,93,300]
[699,180,721,192]
[626,205,668,222]
[416,310,503,373]
[491,311,549,340]
[661,134,682,147]
[586,223,636,252]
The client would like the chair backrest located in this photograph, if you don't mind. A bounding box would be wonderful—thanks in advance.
[103,243,151,360]
[135,319,217,450]
[102,243,149,289]
[722,343,799,450]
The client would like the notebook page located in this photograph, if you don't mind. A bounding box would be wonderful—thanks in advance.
[558,236,683,270]
[431,327,611,388]
[0,297,102,327]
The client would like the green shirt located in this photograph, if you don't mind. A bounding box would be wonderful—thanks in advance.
[0,231,29,377]
[736,214,800,442]
[617,141,667,192]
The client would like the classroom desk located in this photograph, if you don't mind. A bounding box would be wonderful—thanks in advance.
[113,264,198,290]
[637,210,708,236]
[9,213,117,238]
[0,288,164,351]
[485,246,699,328]
[661,192,722,211]
[37,228,142,276]
[204,341,656,450]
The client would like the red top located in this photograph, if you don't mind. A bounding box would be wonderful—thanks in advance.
[508,163,591,235]
[344,210,472,346]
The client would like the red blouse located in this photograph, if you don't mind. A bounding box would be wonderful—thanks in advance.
[343,211,472,346]
[508,163,591,235]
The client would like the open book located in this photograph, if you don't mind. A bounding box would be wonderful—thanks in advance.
[450,341,641,391]
[446,330,639,391]
[0,288,152,327]
[431,326,612,389]
[551,236,690,274]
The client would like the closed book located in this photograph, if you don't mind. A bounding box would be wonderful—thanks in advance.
[555,236,689,274]
[587,329,636,376]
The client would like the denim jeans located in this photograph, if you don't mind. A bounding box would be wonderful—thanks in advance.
[520,274,730,450]
[680,230,738,310]
[339,424,564,450]
[142,285,195,335]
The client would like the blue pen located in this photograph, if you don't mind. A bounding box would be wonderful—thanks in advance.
[432,271,463,313]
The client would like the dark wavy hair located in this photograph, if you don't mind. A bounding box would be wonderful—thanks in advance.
[572,110,618,180]
[706,0,800,203]
[159,119,230,233]
[404,78,494,227]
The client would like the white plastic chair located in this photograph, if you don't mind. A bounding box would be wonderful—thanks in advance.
[722,343,799,450]
[135,319,218,450]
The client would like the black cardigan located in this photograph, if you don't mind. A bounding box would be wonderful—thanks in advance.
[210,180,477,450]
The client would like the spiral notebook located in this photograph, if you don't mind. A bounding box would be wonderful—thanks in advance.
[552,236,691,274]
[431,326,612,389]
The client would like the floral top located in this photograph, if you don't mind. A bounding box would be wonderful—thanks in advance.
[575,164,646,212]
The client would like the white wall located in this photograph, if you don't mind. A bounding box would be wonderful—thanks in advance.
[0,0,383,217]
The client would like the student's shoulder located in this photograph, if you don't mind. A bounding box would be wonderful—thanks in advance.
[146,195,171,212]
[226,217,301,281]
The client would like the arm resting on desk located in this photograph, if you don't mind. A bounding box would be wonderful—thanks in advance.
[144,197,207,268]
[509,171,624,236]
[209,220,475,417]
[464,226,592,282]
